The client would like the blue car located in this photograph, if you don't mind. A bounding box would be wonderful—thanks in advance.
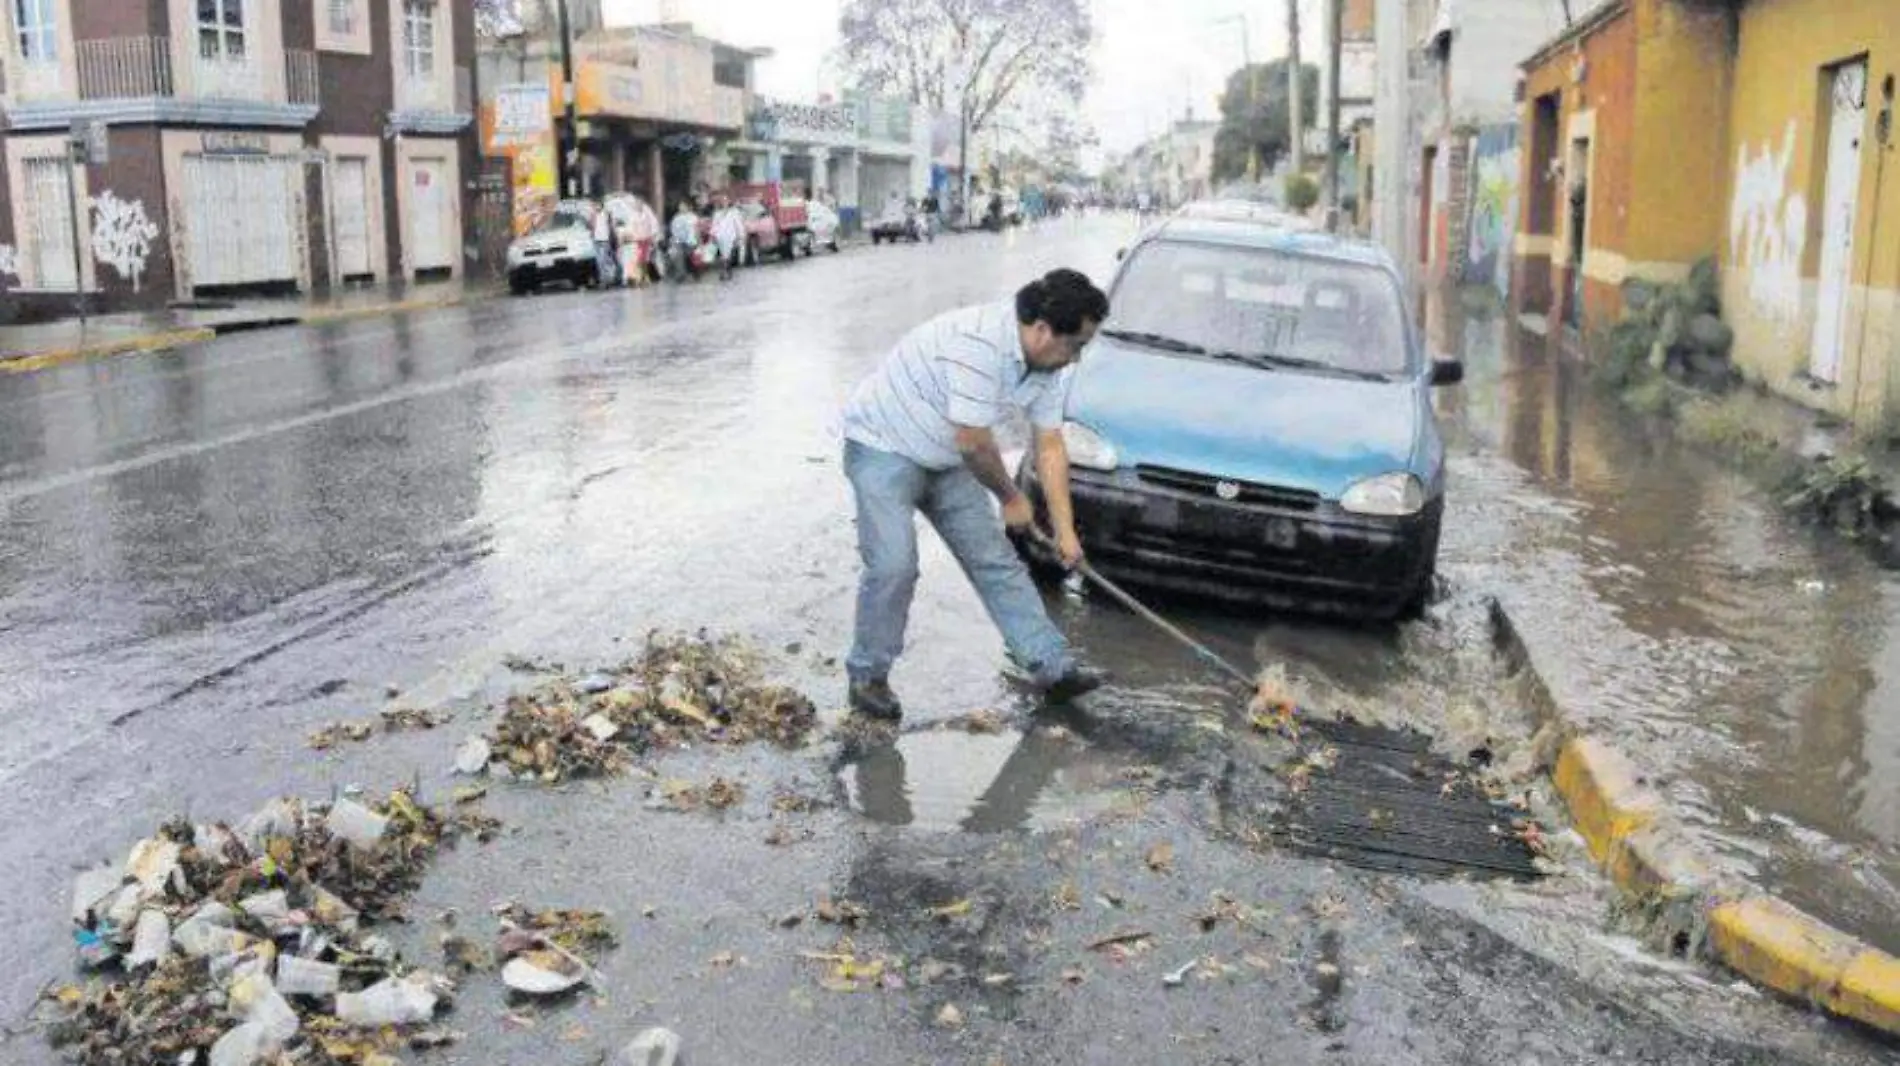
[1017,216,1464,620]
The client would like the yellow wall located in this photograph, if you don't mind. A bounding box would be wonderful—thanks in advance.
[1625,0,1734,266]
[1722,0,1900,430]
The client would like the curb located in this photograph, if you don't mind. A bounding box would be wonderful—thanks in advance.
[1489,597,1900,1037]
[0,291,479,374]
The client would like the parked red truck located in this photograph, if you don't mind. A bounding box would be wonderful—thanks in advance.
[729,181,813,262]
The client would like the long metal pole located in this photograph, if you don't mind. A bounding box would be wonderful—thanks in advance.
[1288,0,1304,175]
[1242,16,1258,181]
[1374,0,1408,278]
[556,0,578,197]
[1325,0,1343,226]
[65,141,86,326]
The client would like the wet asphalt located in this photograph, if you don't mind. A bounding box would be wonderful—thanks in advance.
[0,216,1893,1063]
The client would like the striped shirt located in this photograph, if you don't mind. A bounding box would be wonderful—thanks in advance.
[843,299,1072,470]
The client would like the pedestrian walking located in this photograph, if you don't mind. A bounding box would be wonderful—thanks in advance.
[591,203,619,287]
[710,193,746,281]
[839,269,1111,721]
[667,201,701,283]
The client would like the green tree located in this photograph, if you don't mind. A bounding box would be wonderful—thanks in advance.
[1213,60,1320,184]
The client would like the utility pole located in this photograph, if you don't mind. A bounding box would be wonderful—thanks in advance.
[1374,0,1409,281]
[1288,0,1304,175]
[1324,0,1343,228]
[555,0,579,198]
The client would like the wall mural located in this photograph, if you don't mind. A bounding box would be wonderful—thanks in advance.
[1729,120,1808,329]
[1462,124,1519,299]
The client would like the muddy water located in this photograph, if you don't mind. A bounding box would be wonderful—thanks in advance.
[1430,292,1900,954]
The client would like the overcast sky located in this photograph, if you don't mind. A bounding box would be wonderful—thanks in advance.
[602,0,1328,159]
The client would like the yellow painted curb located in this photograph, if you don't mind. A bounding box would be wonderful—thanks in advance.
[1708,897,1900,1033]
[1550,735,1660,867]
[0,326,216,374]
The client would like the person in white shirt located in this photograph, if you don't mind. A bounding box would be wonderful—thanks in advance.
[667,201,701,283]
[710,193,747,281]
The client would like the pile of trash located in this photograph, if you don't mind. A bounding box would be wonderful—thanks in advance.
[493,904,618,998]
[308,708,452,751]
[458,633,819,784]
[42,790,495,1065]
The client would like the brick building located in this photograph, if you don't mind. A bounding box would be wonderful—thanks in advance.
[0,0,479,320]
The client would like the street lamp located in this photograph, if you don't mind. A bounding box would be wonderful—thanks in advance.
[1213,14,1259,181]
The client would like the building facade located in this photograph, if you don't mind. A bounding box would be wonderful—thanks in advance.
[0,0,478,319]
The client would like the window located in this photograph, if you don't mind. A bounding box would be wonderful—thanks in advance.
[14,0,56,62]
[326,0,353,35]
[1109,241,1410,377]
[403,0,435,80]
[197,0,246,60]
[22,156,76,290]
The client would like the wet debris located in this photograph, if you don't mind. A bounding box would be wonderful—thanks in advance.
[619,1026,683,1066]
[1144,841,1175,873]
[935,1003,965,1029]
[815,896,870,927]
[941,709,1006,735]
[646,776,745,813]
[801,940,897,993]
[1087,929,1156,958]
[41,790,491,1065]
[461,633,819,785]
[1247,668,1301,738]
[307,709,451,750]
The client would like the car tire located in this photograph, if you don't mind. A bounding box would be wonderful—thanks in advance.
[509,279,529,296]
[1396,521,1443,622]
[745,238,759,267]
[828,240,840,253]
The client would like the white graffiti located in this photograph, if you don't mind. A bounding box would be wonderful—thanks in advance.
[89,190,160,293]
[1729,120,1808,327]
[0,243,17,283]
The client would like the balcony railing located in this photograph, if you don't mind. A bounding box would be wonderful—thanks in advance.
[77,38,173,99]
[72,37,317,108]
[287,49,318,106]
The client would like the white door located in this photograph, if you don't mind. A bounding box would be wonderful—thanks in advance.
[408,158,452,271]
[1810,60,1868,384]
[22,157,77,290]
[332,158,373,280]
[185,155,299,288]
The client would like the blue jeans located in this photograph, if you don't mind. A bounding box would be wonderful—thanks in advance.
[845,439,1073,687]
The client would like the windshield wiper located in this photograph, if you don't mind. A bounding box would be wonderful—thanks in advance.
[1215,351,1392,381]
[1101,329,1206,354]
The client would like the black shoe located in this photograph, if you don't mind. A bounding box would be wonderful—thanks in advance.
[1042,666,1106,705]
[848,679,903,721]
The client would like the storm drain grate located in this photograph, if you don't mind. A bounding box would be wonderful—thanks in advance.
[1268,717,1544,880]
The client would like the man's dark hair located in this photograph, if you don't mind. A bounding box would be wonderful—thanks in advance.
[1016,269,1110,336]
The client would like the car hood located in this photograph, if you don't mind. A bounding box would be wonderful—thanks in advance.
[1068,338,1424,499]
[518,226,588,246]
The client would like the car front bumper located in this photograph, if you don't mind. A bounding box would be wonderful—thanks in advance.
[508,254,596,285]
[1021,466,1440,617]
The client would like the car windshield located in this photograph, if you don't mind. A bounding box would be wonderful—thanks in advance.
[538,211,587,233]
[1107,240,1410,377]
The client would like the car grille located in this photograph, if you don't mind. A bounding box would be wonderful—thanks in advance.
[1135,465,1321,511]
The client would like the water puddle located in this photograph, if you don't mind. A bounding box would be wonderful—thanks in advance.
[833,723,1141,833]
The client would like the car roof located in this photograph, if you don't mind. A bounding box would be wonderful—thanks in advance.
[1144,214,1399,273]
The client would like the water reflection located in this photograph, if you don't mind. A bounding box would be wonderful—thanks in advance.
[838,724,1131,833]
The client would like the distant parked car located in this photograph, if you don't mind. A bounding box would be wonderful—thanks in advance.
[1015,215,1464,620]
[806,200,842,253]
[869,201,924,244]
[506,206,599,294]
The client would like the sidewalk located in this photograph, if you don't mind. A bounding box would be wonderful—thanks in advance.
[0,277,493,371]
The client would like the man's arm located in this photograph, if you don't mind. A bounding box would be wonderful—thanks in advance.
[954,425,1030,525]
[1035,428,1085,566]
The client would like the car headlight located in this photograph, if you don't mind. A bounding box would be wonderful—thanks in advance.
[1061,421,1118,471]
[1339,473,1426,516]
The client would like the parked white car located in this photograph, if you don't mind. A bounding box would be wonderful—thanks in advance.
[506,205,599,294]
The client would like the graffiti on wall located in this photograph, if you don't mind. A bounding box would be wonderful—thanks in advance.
[1729,120,1808,328]
[1462,124,1519,298]
[89,191,160,293]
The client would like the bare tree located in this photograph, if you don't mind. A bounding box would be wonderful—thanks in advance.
[839,0,1093,200]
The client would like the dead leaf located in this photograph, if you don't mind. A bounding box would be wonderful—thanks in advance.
[981,973,1013,987]
[777,911,805,929]
[705,778,744,810]
[935,1003,964,1029]
[1145,841,1174,873]
[926,898,973,920]
[1242,953,1275,973]
[560,1023,590,1043]
[1088,929,1155,952]
[1053,882,1081,910]
[1316,961,1341,979]
[1310,893,1349,922]
[451,784,488,805]
[816,897,868,926]
[709,951,738,968]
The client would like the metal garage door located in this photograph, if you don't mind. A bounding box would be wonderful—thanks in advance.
[332,157,373,281]
[184,154,299,288]
[408,157,452,271]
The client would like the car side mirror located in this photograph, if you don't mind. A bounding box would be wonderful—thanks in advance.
[1430,359,1465,387]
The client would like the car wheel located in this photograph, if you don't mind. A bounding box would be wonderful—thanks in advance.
[509,280,529,296]
[1396,522,1443,622]
[745,238,759,267]
[828,240,840,253]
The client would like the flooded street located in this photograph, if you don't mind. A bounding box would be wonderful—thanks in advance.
[0,217,1891,1063]
[1428,294,1900,958]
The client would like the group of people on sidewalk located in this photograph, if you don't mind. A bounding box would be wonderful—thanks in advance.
[580,190,754,287]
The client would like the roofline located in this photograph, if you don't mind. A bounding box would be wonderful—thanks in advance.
[1520,0,1631,73]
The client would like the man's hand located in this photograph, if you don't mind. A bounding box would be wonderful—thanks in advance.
[1001,493,1034,531]
[1055,525,1085,569]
